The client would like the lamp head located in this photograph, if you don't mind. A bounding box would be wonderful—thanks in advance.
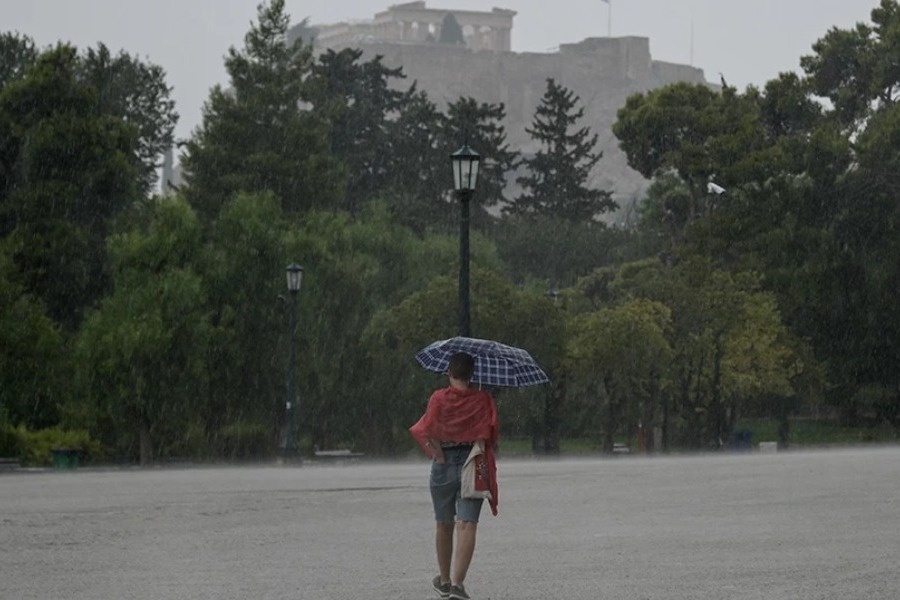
[285,263,304,293]
[451,145,481,192]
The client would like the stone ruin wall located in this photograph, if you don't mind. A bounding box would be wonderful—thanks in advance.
[316,2,515,53]
[316,18,710,220]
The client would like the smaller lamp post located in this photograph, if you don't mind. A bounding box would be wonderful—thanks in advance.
[284,262,303,457]
[450,144,481,338]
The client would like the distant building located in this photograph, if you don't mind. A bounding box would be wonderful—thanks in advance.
[312,2,516,53]
[309,3,711,218]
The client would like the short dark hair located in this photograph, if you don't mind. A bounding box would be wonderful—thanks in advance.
[448,352,475,381]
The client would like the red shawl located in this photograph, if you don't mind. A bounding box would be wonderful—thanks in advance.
[409,386,499,516]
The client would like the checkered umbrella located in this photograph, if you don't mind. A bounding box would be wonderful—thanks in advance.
[415,336,550,387]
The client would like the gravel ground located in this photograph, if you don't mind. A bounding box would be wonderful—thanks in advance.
[2,446,899,600]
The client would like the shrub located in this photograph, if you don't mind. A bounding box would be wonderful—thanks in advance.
[17,426,103,466]
[220,422,272,460]
[0,424,22,458]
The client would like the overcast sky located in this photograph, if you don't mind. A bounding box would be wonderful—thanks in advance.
[1,0,878,141]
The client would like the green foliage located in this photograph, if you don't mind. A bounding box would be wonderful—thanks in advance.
[279,207,508,452]
[73,196,210,464]
[220,422,273,460]
[800,0,900,129]
[445,97,520,216]
[199,191,289,455]
[379,89,447,233]
[0,408,21,457]
[567,256,805,450]
[439,13,465,45]
[307,48,409,213]
[0,44,140,328]
[364,265,566,446]
[15,426,102,466]
[737,417,900,445]
[567,299,672,451]
[614,83,722,183]
[0,45,138,224]
[5,0,900,463]
[508,78,614,222]
[613,81,771,198]
[77,43,178,194]
[0,246,66,428]
[0,33,176,197]
[757,72,822,139]
[182,0,343,219]
[385,95,521,235]
[0,32,37,90]
[492,215,621,287]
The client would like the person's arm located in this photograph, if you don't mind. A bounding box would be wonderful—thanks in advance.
[426,437,445,463]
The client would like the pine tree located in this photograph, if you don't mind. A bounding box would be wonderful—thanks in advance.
[443,97,520,231]
[182,0,342,219]
[507,78,615,222]
[381,95,519,234]
[307,48,408,213]
[439,13,465,45]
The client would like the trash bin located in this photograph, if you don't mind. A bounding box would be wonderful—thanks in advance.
[730,429,753,451]
[51,448,80,470]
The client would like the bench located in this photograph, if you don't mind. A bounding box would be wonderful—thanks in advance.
[0,457,21,471]
[313,448,365,461]
[612,443,631,454]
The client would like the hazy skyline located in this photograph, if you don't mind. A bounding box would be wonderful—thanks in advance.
[1,1,878,141]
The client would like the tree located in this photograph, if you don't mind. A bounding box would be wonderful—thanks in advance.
[381,95,520,235]
[306,48,408,213]
[439,13,465,45]
[290,207,511,452]
[0,246,65,429]
[567,299,672,453]
[0,34,177,197]
[380,88,447,233]
[507,78,615,222]
[364,265,565,449]
[73,197,210,465]
[78,43,178,195]
[0,32,37,91]
[182,0,343,220]
[758,72,822,140]
[800,0,900,130]
[445,97,519,218]
[611,259,800,448]
[613,82,772,206]
[0,45,139,328]
[199,191,290,455]
[491,214,621,287]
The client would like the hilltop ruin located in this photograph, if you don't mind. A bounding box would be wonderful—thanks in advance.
[305,2,711,218]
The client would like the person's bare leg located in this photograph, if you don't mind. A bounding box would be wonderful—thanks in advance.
[451,521,478,585]
[436,521,454,583]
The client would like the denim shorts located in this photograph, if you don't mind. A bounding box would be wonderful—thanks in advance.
[430,445,484,523]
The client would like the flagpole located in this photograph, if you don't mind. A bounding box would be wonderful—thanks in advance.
[690,14,694,65]
[608,0,612,37]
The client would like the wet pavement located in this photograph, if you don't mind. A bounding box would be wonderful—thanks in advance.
[3,446,899,599]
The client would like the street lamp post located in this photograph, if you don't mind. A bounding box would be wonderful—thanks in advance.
[450,145,481,338]
[284,262,303,457]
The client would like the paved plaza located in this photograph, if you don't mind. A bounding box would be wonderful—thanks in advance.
[3,446,899,599]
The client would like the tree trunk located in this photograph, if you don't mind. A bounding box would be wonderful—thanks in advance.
[542,375,564,454]
[139,420,153,466]
[602,375,617,454]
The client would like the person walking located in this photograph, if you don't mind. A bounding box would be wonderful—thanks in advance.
[410,352,499,600]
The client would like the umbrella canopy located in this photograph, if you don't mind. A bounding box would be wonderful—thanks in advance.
[415,336,550,387]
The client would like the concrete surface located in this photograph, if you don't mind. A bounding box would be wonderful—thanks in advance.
[2,446,899,599]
